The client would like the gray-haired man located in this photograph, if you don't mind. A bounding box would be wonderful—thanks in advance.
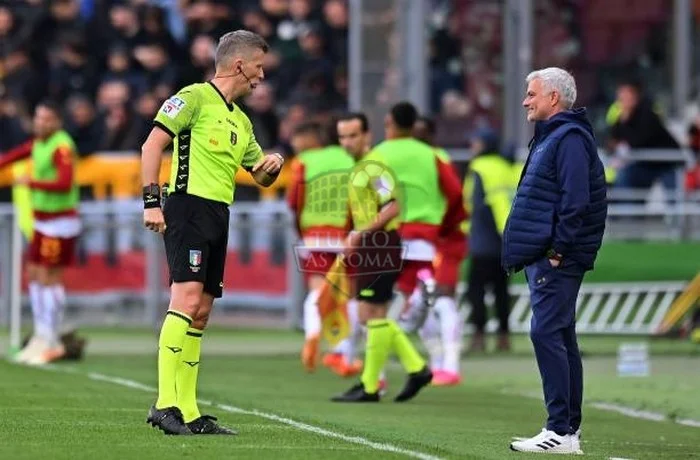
[503,67,607,454]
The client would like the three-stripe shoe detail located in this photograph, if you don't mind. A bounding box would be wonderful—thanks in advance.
[535,438,561,450]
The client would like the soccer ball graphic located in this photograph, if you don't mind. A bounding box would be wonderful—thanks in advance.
[351,161,396,202]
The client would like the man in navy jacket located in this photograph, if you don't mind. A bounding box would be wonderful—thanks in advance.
[504,67,607,455]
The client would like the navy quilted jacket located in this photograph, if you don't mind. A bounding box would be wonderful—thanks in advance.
[502,109,607,273]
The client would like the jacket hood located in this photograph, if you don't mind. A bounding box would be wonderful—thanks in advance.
[533,108,594,142]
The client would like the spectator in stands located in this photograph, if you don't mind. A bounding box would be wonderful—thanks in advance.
[0,5,29,57]
[178,34,216,87]
[102,45,147,96]
[65,94,103,157]
[275,0,316,63]
[49,37,98,103]
[96,80,131,111]
[244,82,280,149]
[98,103,146,152]
[132,42,177,101]
[609,78,680,190]
[140,5,180,62]
[1,45,45,111]
[322,0,348,65]
[108,3,146,50]
[0,96,30,151]
[181,0,236,43]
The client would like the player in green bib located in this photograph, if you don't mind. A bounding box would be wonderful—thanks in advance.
[0,101,82,365]
[330,115,432,403]
[140,30,284,436]
[285,122,358,375]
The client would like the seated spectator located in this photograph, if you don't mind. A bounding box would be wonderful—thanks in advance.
[178,34,216,87]
[65,94,103,157]
[610,78,680,190]
[98,104,148,152]
[243,82,280,149]
[132,42,177,101]
[102,45,147,96]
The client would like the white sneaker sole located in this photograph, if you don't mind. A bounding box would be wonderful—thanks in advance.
[510,443,583,455]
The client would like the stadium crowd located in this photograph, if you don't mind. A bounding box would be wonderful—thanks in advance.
[0,0,352,158]
[1,0,699,195]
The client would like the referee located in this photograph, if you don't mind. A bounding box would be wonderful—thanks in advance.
[141,30,284,435]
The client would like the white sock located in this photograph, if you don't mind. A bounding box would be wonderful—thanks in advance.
[337,298,360,363]
[41,285,60,347]
[397,288,424,333]
[434,296,462,374]
[419,309,443,370]
[53,284,66,333]
[303,289,321,339]
[29,282,45,340]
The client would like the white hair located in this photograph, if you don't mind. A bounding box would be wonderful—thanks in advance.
[526,67,577,109]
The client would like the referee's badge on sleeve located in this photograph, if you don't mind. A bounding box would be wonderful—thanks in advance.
[161,96,187,119]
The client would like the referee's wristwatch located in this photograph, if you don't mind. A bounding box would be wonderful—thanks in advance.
[271,152,285,164]
[546,249,563,262]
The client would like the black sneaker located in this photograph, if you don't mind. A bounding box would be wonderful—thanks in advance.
[331,383,380,402]
[187,415,238,435]
[394,366,433,402]
[146,405,192,435]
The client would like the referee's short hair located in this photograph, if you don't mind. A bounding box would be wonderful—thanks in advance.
[215,30,269,68]
[390,101,418,130]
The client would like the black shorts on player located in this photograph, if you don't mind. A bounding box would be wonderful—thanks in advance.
[352,230,402,304]
[163,193,229,298]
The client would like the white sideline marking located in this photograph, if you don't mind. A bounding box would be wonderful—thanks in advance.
[43,366,442,460]
[503,389,700,428]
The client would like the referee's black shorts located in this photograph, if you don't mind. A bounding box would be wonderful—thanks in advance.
[352,230,403,305]
[163,193,229,298]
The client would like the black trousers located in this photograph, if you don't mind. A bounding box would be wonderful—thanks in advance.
[467,256,511,333]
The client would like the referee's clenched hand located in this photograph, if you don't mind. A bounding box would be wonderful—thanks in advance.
[144,208,166,233]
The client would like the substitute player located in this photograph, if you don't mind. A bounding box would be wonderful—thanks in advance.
[319,113,375,378]
[286,122,357,374]
[376,104,463,384]
[412,116,468,386]
[0,101,81,365]
[141,30,284,435]
[331,146,432,403]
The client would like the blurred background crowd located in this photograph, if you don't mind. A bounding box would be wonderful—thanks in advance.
[1,0,700,196]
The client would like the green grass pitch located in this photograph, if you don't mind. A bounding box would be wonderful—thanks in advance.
[1,329,699,459]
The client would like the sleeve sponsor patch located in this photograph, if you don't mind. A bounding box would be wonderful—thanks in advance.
[160,96,187,118]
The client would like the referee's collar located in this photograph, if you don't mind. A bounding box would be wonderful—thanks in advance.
[207,81,234,112]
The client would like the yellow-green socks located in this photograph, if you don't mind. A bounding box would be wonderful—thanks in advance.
[155,310,192,409]
[177,328,203,422]
[360,319,393,393]
[389,320,425,373]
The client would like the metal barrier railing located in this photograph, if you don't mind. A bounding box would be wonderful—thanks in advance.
[0,202,304,331]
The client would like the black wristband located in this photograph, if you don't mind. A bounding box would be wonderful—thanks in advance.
[143,184,161,209]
